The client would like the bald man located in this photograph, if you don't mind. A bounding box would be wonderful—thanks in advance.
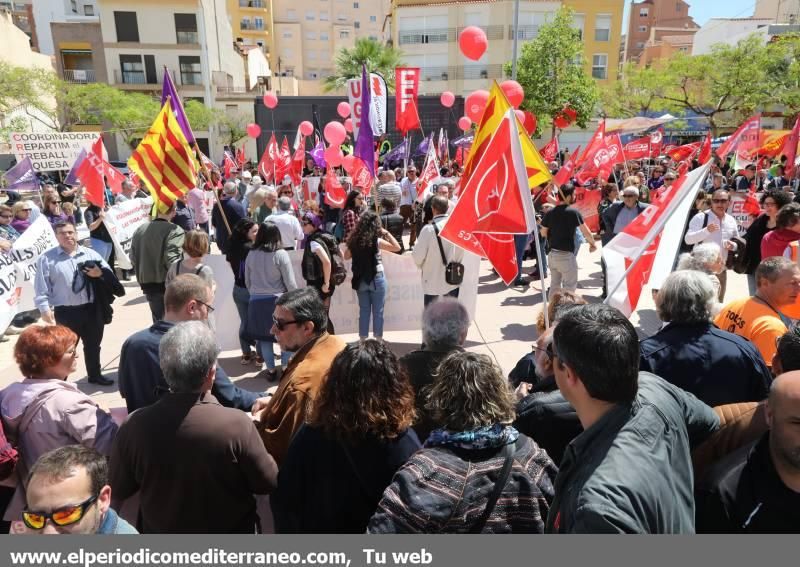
[696,371,800,532]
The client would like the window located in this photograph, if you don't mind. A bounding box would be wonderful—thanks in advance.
[595,14,611,42]
[283,30,292,38]
[308,50,317,60]
[592,54,608,79]
[369,15,376,22]
[339,30,350,39]
[369,35,377,40]
[175,13,198,44]
[306,31,317,39]
[306,11,315,20]
[254,17,264,29]
[83,5,94,16]
[636,41,645,49]
[353,1,358,6]
[639,7,649,17]
[676,2,682,11]
[572,13,585,40]
[320,12,328,20]
[241,17,250,29]
[119,54,144,83]
[179,55,202,85]
[320,32,329,40]
[287,9,296,20]
[638,25,647,33]
[114,11,139,42]
[354,20,360,29]
[70,0,77,13]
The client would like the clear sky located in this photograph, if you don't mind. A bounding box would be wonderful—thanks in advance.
[622,0,759,31]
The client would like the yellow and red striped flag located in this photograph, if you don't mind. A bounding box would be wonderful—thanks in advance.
[128,101,197,214]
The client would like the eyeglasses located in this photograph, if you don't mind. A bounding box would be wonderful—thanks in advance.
[531,343,554,359]
[23,494,98,530]
[712,198,730,204]
[272,315,302,331]
[194,298,215,312]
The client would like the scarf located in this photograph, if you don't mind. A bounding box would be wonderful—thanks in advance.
[425,424,519,450]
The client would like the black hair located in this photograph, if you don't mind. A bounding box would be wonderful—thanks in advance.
[560,183,576,200]
[253,222,283,251]
[276,287,327,334]
[777,326,800,372]
[553,304,639,403]
[430,195,449,215]
[761,189,793,208]
[344,190,362,211]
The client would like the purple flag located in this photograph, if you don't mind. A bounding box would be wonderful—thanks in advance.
[309,140,326,168]
[64,148,86,185]
[354,65,375,178]
[4,156,38,191]
[382,139,408,165]
[413,132,432,157]
[451,132,475,148]
[161,68,195,144]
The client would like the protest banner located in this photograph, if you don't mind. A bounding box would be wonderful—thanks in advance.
[728,193,758,234]
[206,250,481,351]
[573,187,602,233]
[10,132,101,172]
[347,73,388,139]
[103,197,154,270]
[0,216,58,333]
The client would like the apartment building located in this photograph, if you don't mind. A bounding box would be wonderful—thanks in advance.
[0,0,37,50]
[227,0,273,56]
[624,0,697,64]
[755,0,800,23]
[391,0,622,96]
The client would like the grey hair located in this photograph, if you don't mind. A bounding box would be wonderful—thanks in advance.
[223,181,237,195]
[756,256,798,285]
[159,321,220,393]
[277,196,292,211]
[676,242,722,274]
[656,270,716,324]
[121,180,134,191]
[422,298,470,348]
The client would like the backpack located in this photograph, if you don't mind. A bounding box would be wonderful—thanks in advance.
[305,232,347,286]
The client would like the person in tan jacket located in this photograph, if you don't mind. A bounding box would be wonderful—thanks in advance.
[255,287,345,465]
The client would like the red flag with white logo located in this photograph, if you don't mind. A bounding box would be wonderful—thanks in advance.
[576,122,606,168]
[77,149,106,207]
[274,137,293,183]
[603,162,712,317]
[395,67,421,135]
[539,137,559,163]
[649,127,664,157]
[258,133,279,183]
[782,114,800,177]
[415,143,440,203]
[324,170,347,208]
[716,114,761,159]
[104,161,125,194]
[575,135,615,185]
[552,146,581,187]
[350,157,373,190]
[623,135,652,160]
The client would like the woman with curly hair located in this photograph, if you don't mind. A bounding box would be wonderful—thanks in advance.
[271,340,420,533]
[369,351,557,534]
[344,211,401,341]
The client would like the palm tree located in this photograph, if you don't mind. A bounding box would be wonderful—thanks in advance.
[323,38,404,93]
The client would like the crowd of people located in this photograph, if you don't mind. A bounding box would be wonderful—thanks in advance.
[0,140,799,535]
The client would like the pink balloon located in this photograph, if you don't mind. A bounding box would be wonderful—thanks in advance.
[515,109,526,124]
[459,26,488,61]
[324,145,344,167]
[324,121,347,146]
[246,123,261,138]
[344,118,353,133]
[342,154,356,173]
[440,91,455,108]
[337,102,351,118]
[464,89,490,123]
[262,92,278,109]
[501,80,525,108]
[299,121,314,136]
[458,116,472,131]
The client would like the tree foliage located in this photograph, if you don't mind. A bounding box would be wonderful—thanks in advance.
[323,38,404,93]
[217,111,250,147]
[507,7,599,137]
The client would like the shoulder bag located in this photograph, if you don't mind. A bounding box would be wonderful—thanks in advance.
[433,223,464,286]
[469,441,516,534]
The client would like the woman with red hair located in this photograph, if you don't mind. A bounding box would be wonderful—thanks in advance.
[0,325,118,521]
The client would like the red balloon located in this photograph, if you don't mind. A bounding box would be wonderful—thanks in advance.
[563,106,577,121]
[440,91,455,108]
[459,26,488,61]
[299,121,313,136]
[500,80,524,108]
[246,123,261,138]
[464,89,489,123]
[523,111,538,135]
[262,92,278,109]
[344,118,353,133]
[342,154,356,173]
[324,121,347,146]
[553,115,570,129]
[325,145,344,167]
[337,102,351,118]
[458,116,472,131]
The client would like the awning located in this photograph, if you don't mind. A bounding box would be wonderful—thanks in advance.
[604,114,677,134]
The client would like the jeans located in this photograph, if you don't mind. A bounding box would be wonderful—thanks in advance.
[356,273,387,338]
[89,238,113,262]
[144,290,165,324]
[258,342,292,371]
[424,287,460,307]
[232,285,254,355]
[514,233,529,280]
[549,249,578,292]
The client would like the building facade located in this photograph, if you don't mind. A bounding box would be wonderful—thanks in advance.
[623,0,696,64]
[227,0,273,57]
[755,0,800,23]
[691,17,774,55]
[1,0,37,50]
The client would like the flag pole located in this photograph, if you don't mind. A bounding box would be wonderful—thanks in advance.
[531,217,549,328]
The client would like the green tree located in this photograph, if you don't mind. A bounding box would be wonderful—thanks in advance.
[599,61,672,118]
[507,6,599,137]
[323,38,404,93]
[217,110,250,147]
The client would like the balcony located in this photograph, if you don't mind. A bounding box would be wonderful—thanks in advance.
[112,68,184,87]
[399,25,504,46]
[177,30,199,44]
[240,21,265,31]
[63,69,96,83]
[417,65,504,82]
[239,0,265,7]
[508,24,539,41]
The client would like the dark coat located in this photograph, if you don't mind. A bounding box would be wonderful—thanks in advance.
[380,211,405,253]
[742,214,773,275]
[639,322,772,408]
[601,202,648,245]
[212,197,246,254]
[118,320,264,413]
[271,425,421,533]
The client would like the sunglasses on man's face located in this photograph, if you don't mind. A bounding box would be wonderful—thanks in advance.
[272,315,303,331]
[23,494,98,530]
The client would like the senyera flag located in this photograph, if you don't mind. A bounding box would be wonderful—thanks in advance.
[440,108,536,285]
[603,161,712,317]
[395,67,421,135]
[716,114,761,160]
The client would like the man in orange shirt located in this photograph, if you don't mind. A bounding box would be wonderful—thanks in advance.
[714,257,800,368]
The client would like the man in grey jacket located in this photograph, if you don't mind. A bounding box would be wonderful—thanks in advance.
[546,303,719,533]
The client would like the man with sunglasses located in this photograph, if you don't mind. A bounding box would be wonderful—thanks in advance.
[255,288,345,465]
[23,445,137,534]
[685,189,740,301]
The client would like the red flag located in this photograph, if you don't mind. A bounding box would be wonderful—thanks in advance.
[455,146,464,166]
[415,143,440,202]
[716,114,761,159]
[576,135,615,185]
[351,157,373,190]
[395,67,421,135]
[539,137,559,163]
[104,161,125,194]
[92,136,108,162]
[290,134,306,186]
[323,169,347,208]
[553,146,581,187]
[782,114,800,178]
[649,127,664,157]
[675,159,691,176]
[77,150,106,207]
[577,122,606,167]
[666,142,701,162]
[258,134,279,183]
[623,136,652,160]
[698,133,712,164]
[236,146,246,167]
[223,152,236,179]
[743,190,762,216]
[274,137,293,183]
[128,170,140,188]
[604,134,625,166]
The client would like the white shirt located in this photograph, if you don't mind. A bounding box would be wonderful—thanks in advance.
[269,210,304,249]
[400,177,418,206]
[684,210,740,261]
[412,214,465,295]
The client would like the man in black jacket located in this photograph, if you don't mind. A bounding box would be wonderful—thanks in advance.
[696,371,800,533]
[118,274,267,413]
